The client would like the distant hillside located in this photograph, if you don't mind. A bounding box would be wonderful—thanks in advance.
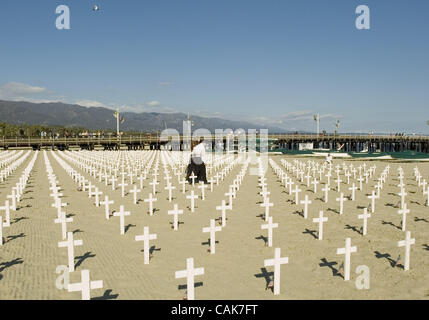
[0,100,287,133]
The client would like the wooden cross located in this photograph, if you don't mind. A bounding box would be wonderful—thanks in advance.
[202,219,222,254]
[118,181,129,198]
[358,208,371,236]
[189,173,197,187]
[264,248,289,295]
[291,185,302,205]
[336,192,347,215]
[129,185,141,204]
[0,200,11,227]
[175,258,204,300]
[322,184,330,203]
[348,183,357,201]
[168,204,183,230]
[100,196,114,220]
[313,210,328,240]
[54,211,73,240]
[113,205,130,235]
[58,231,83,272]
[336,238,357,281]
[397,203,410,232]
[197,182,208,200]
[135,226,157,264]
[367,190,377,213]
[397,231,415,271]
[144,193,157,216]
[68,269,103,300]
[216,200,229,227]
[300,195,311,219]
[261,216,278,247]
[260,197,274,221]
[186,191,198,213]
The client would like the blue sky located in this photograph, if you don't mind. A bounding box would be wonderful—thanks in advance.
[0,0,428,133]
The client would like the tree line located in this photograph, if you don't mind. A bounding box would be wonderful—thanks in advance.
[0,122,156,138]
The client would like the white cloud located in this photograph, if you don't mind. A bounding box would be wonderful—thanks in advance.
[0,82,47,99]
[75,99,106,108]
[146,100,161,107]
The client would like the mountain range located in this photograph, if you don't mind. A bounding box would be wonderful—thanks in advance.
[0,100,287,133]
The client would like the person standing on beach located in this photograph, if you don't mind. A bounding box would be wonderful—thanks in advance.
[186,138,208,184]
[326,153,333,165]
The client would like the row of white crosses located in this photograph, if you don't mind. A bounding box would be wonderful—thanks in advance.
[54,150,162,270]
[174,156,251,300]
[0,150,38,246]
[414,166,429,206]
[53,151,135,236]
[44,151,104,300]
[259,158,290,295]
[0,150,28,183]
[59,149,233,220]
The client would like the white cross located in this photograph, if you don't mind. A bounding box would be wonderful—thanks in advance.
[216,200,230,227]
[113,205,130,235]
[110,176,117,190]
[322,184,330,203]
[0,215,3,246]
[208,178,214,192]
[225,187,234,208]
[261,216,278,247]
[68,269,103,300]
[137,174,145,189]
[144,193,157,216]
[186,190,198,213]
[348,183,357,201]
[7,191,17,211]
[291,185,302,205]
[202,219,222,254]
[54,211,73,240]
[189,173,197,187]
[311,178,319,193]
[58,231,83,272]
[398,203,410,232]
[93,188,103,207]
[397,231,415,271]
[168,204,183,230]
[336,238,357,281]
[358,208,371,236]
[118,181,128,198]
[100,196,114,220]
[150,179,159,194]
[198,182,208,200]
[425,186,429,206]
[398,188,407,209]
[336,192,347,215]
[175,258,204,300]
[367,190,377,213]
[129,185,141,204]
[260,197,274,221]
[135,226,157,264]
[0,200,11,227]
[300,195,311,219]
[335,177,342,192]
[357,176,364,190]
[264,248,289,295]
[313,210,328,240]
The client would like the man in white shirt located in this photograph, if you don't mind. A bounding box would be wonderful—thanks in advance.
[186,138,208,184]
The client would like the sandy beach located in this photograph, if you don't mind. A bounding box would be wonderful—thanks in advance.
[1,150,428,300]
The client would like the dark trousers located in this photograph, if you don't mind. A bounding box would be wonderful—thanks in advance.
[186,157,208,184]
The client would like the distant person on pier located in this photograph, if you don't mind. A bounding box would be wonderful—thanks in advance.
[186,137,208,184]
